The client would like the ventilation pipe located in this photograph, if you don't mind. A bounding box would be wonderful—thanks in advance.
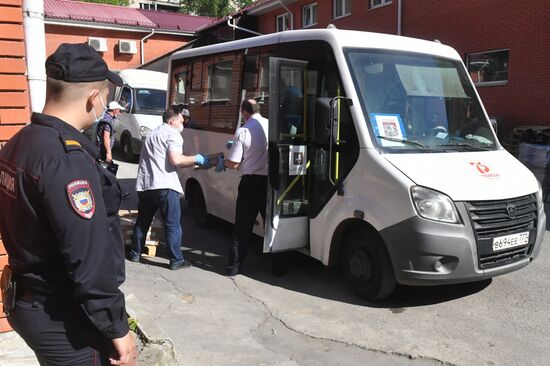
[226,16,263,36]
[140,29,155,65]
[278,0,294,30]
[23,0,46,112]
[397,0,403,35]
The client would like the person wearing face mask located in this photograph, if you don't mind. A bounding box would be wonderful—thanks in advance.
[96,101,125,164]
[127,106,208,270]
[0,43,137,365]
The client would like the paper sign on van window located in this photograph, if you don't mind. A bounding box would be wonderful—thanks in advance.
[289,145,306,176]
[369,113,406,146]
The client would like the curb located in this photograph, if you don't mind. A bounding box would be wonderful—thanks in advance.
[126,294,177,366]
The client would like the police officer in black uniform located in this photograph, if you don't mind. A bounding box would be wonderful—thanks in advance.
[0,43,136,365]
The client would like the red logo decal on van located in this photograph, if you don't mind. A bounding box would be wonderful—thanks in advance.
[469,161,490,174]
[469,162,499,178]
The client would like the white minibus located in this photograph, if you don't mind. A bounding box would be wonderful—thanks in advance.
[168,29,545,300]
[113,69,168,160]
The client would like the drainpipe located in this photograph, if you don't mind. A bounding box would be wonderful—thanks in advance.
[397,0,403,35]
[140,29,155,65]
[278,0,293,30]
[226,16,263,36]
[23,0,46,112]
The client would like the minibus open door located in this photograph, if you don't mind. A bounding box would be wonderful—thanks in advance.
[264,58,310,253]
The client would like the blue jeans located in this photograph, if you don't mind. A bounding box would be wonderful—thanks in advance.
[130,189,184,265]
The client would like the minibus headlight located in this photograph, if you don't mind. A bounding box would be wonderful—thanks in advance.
[536,179,544,209]
[411,186,460,224]
[140,126,151,138]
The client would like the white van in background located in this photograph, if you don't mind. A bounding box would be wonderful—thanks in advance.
[113,69,168,160]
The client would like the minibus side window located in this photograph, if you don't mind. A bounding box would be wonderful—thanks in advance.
[185,59,210,130]
[175,53,243,132]
[207,61,232,101]
[242,48,274,124]
[243,52,259,90]
[174,71,187,105]
[191,60,203,91]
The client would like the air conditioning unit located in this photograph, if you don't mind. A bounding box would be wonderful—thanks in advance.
[118,40,137,54]
[88,37,108,52]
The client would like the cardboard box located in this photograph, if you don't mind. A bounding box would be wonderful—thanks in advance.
[119,210,164,257]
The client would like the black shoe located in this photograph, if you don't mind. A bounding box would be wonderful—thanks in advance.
[126,254,140,262]
[169,261,192,270]
[225,266,239,276]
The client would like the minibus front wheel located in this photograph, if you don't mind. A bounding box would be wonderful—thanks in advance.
[343,230,396,301]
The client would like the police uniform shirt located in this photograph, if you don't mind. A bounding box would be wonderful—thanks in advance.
[227,113,268,176]
[0,112,129,339]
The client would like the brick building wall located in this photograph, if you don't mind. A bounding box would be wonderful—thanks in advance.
[46,24,192,70]
[252,0,550,137]
[0,0,29,142]
[402,0,550,136]
[0,0,29,333]
[256,1,396,36]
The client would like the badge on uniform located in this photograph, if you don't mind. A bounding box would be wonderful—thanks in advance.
[66,180,95,219]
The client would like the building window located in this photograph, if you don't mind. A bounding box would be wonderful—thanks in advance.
[303,3,317,28]
[334,0,351,18]
[276,13,290,32]
[466,49,509,85]
[370,0,391,8]
[207,61,232,101]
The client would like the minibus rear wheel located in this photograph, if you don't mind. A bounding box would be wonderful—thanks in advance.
[189,185,211,227]
[343,230,396,301]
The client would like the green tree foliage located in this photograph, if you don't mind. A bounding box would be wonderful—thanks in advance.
[181,0,255,18]
[78,0,130,5]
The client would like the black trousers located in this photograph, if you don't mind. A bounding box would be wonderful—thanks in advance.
[227,174,267,275]
[8,294,117,365]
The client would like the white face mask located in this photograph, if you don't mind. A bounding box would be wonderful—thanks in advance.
[177,124,184,133]
[92,94,107,123]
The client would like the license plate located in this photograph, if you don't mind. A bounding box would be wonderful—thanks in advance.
[492,232,529,252]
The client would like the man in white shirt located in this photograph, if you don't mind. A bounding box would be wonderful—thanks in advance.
[127,106,208,270]
[217,99,268,276]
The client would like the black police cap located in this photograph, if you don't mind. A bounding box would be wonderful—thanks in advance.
[46,43,123,86]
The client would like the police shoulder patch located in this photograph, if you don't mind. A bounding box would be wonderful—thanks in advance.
[66,179,95,219]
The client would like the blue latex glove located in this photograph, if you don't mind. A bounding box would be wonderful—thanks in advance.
[194,154,209,167]
[226,140,234,150]
[215,153,226,172]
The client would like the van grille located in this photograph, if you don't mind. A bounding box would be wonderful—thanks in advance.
[464,194,537,269]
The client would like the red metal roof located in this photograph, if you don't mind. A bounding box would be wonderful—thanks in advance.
[44,0,216,33]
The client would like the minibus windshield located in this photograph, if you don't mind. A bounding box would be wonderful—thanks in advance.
[345,49,498,153]
[134,89,166,115]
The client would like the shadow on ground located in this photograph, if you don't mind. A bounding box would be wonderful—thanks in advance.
[139,199,494,309]
[117,156,519,309]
